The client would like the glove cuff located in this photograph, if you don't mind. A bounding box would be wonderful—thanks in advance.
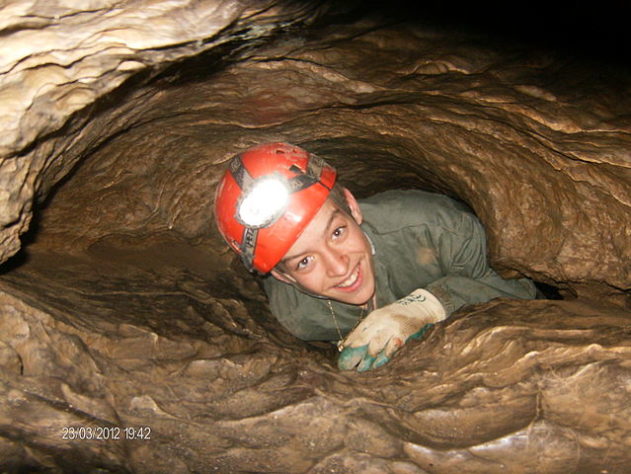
[408,288,447,322]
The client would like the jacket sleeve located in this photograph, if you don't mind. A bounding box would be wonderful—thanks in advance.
[424,212,536,316]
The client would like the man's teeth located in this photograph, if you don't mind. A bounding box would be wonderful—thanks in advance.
[337,267,359,288]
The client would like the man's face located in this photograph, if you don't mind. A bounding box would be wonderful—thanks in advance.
[271,189,376,306]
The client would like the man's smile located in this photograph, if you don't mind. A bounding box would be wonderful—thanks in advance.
[269,192,376,306]
[333,263,362,292]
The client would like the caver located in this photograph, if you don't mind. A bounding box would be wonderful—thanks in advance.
[214,142,536,371]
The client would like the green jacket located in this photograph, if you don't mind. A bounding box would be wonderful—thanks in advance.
[262,189,536,341]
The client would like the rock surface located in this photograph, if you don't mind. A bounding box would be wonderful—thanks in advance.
[2,248,631,472]
[0,0,630,472]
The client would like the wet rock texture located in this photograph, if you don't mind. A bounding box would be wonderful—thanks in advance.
[1,0,630,472]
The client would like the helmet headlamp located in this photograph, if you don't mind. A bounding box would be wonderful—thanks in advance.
[214,142,337,273]
[237,174,290,229]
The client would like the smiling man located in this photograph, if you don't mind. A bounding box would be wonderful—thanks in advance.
[214,142,536,371]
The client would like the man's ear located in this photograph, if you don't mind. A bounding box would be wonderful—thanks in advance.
[343,188,363,225]
[270,268,297,285]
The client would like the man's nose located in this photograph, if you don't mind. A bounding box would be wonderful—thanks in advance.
[323,246,349,277]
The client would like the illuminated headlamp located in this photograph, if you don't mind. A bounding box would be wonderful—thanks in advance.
[236,174,290,228]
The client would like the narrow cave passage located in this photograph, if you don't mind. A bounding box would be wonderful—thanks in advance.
[0,127,563,347]
[0,39,507,343]
[0,3,630,472]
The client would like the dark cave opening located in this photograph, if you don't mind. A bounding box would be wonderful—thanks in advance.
[353,0,631,64]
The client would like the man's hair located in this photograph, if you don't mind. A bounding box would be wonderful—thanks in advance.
[272,182,352,274]
[328,182,352,215]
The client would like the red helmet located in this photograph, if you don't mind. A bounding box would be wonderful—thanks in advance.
[214,142,337,273]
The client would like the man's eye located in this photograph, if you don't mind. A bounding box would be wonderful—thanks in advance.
[332,226,346,238]
[296,256,311,270]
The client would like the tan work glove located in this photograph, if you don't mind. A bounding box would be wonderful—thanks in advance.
[338,289,446,371]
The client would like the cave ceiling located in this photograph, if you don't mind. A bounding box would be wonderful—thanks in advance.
[0,0,630,472]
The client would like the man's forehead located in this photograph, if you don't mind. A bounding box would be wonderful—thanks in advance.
[282,199,341,261]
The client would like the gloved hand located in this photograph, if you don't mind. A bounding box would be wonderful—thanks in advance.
[338,289,446,372]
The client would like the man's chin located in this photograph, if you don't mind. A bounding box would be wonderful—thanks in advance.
[332,286,374,306]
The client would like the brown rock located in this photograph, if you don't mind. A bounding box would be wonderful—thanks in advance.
[0,1,630,472]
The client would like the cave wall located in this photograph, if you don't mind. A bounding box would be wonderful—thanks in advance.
[0,0,328,264]
[6,8,630,295]
[0,0,630,472]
